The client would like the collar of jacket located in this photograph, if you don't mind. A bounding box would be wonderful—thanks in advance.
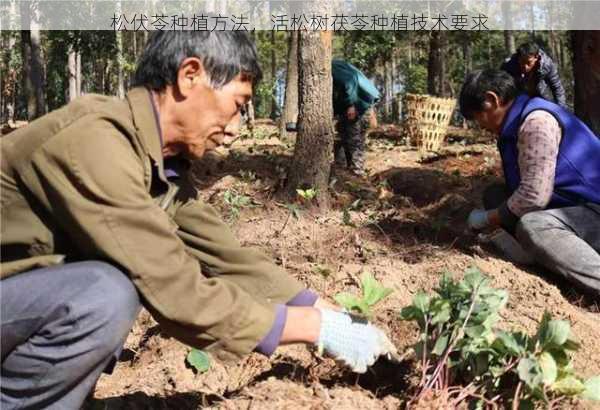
[125,87,167,182]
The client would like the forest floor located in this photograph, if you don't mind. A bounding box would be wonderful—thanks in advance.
[84,123,600,410]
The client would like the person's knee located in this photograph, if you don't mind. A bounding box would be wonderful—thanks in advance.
[77,261,140,347]
[515,212,549,251]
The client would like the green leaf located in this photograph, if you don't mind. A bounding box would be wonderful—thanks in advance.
[582,376,600,401]
[432,334,449,356]
[430,299,451,325]
[334,293,368,315]
[538,352,558,385]
[537,311,570,348]
[552,375,586,396]
[412,291,430,313]
[360,272,393,307]
[495,331,526,356]
[186,349,211,374]
[518,357,543,389]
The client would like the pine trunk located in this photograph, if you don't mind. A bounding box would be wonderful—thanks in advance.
[286,30,334,208]
[270,30,278,120]
[68,48,78,102]
[428,31,447,97]
[572,31,600,135]
[279,31,299,139]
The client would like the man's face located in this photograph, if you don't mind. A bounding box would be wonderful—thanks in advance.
[518,54,539,74]
[471,91,512,135]
[170,67,252,159]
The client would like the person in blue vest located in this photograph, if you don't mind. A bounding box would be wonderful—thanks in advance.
[459,69,600,297]
[332,59,380,176]
[501,42,567,108]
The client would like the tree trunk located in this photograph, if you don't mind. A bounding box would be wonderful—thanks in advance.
[20,29,45,120]
[20,0,46,120]
[502,1,515,55]
[270,30,278,120]
[286,30,334,208]
[427,31,447,97]
[116,31,125,98]
[572,31,600,135]
[383,59,392,121]
[76,51,82,95]
[68,48,78,102]
[462,33,473,75]
[279,31,299,139]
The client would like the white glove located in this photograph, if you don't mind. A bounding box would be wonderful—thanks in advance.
[317,308,397,373]
[468,209,490,230]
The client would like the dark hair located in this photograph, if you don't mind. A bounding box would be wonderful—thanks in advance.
[459,69,519,120]
[133,31,262,90]
[517,42,540,58]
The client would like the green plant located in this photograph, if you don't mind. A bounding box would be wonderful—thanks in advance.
[186,348,211,374]
[342,199,362,227]
[334,272,393,318]
[312,264,333,278]
[222,189,252,220]
[238,170,257,183]
[296,188,317,202]
[400,267,600,408]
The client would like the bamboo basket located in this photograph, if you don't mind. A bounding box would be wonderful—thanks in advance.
[404,93,456,152]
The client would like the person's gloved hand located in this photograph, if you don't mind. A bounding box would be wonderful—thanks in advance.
[468,209,490,230]
[316,308,397,373]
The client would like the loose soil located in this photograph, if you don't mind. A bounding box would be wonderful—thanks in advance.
[85,125,600,410]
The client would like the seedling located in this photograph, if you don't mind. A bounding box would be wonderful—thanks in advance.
[238,170,257,183]
[334,272,393,318]
[400,267,600,408]
[222,189,252,220]
[296,188,317,202]
[342,199,362,227]
[186,348,211,374]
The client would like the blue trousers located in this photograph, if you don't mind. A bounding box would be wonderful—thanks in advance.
[1,261,141,409]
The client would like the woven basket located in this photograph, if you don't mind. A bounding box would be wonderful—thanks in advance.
[404,93,456,152]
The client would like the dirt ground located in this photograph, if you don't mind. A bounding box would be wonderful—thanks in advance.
[85,124,600,410]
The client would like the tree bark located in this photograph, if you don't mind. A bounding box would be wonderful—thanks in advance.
[427,31,448,97]
[19,1,46,120]
[116,30,125,99]
[20,30,45,120]
[383,59,392,121]
[270,30,278,120]
[286,30,334,208]
[502,1,515,55]
[572,31,600,135]
[68,48,78,102]
[279,31,299,139]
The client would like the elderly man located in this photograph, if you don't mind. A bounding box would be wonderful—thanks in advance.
[0,32,395,409]
[501,41,567,108]
[460,69,600,297]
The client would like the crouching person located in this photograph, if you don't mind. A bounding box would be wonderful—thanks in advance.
[459,69,600,297]
[0,31,396,409]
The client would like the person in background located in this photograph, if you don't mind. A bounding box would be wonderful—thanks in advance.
[460,69,600,297]
[332,59,380,177]
[0,31,397,409]
[501,41,567,108]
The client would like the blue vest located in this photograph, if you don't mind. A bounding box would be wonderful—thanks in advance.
[498,94,600,208]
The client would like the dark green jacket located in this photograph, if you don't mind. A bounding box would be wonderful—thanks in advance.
[332,59,380,116]
[0,87,305,360]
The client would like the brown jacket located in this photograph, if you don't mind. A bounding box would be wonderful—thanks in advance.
[0,87,304,360]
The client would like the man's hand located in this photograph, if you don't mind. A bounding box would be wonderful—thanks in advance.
[468,209,490,230]
[317,308,397,373]
[346,105,358,121]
